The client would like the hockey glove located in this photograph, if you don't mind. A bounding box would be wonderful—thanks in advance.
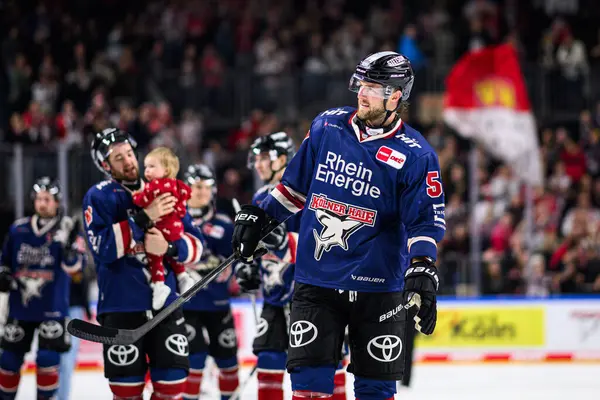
[53,216,74,246]
[232,205,270,262]
[262,223,288,252]
[403,260,440,335]
[234,260,261,292]
[0,266,13,293]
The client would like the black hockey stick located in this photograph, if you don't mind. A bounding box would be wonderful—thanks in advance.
[67,252,239,345]
[68,217,283,345]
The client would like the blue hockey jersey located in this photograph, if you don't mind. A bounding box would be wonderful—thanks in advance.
[252,185,299,307]
[184,211,234,312]
[82,180,204,315]
[1,216,84,321]
[260,106,446,292]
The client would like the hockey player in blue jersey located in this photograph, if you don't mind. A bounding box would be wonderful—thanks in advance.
[83,128,204,400]
[233,132,301,400]
[181,164,240,400]
[232,52,446,400]
[235,133,347,400]
[0,177,86,399]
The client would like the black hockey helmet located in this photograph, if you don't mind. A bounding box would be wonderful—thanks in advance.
[247,131,296,170]
[184,164,217,194]
[90,128,138,174]
[185,163,217,219]
[349,51,414,102]
[31,176,62,201]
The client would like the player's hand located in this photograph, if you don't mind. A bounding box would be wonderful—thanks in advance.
[144,228,168,256]
[53,216,75,246]
[0,266,13,293]
[234,260,261,292]
[232,205,270,262]
[403,261,439,335]
[144,193,177,222]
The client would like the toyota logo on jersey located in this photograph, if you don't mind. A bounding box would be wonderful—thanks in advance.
[309,194,377,261]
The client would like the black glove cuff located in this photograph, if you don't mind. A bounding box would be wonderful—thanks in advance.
[131,211,153,230]
[405,261,440,292]
[166,242,178,258]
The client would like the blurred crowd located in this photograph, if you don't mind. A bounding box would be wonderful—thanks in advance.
[0,0,599,296]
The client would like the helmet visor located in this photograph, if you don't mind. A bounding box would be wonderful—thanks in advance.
[247,147,278,169]
[348,74,395,99]
[32,182,60,199]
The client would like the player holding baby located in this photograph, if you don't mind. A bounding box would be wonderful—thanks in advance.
[132,147,198,310]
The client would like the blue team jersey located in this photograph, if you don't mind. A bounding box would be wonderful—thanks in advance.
[82,180,204,315]
[260,106,446,293]
[184,212,234,312]
[252,185,299,307]
[1,216,83,321]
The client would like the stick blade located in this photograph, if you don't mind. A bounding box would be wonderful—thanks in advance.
[67,319,138,345]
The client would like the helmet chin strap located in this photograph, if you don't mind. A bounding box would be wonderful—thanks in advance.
[266,161,286,184]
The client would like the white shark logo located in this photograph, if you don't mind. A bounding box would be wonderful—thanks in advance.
[18,276,47,306]
[261,257,291,293]
[309,194,377,261]
[313,210,363,260]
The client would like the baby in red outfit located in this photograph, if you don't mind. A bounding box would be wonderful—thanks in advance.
[133,147,197,309]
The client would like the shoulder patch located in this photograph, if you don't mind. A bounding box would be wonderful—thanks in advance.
[84,205,93,226]
[95,180,113,191]
[376,146,407,170]
[319,108,351,117]
[394,132,422,149]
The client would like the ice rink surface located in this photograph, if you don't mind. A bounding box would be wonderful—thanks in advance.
[14,363,600,399]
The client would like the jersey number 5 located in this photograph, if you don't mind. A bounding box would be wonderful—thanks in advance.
[426,171,443,198]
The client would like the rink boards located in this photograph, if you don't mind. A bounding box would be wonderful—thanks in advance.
[21,296,600,371]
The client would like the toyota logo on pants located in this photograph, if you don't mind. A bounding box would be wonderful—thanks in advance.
[255,317,269,338]
[367,335,402,362]
[217,328,237,348]
[165,334,189,357]
[39,320,63,340]
[289,320,318,348]
[107,345,139,366]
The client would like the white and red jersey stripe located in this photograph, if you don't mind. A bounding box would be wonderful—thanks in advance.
[271,183,306,214]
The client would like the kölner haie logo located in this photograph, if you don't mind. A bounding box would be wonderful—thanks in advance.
[309,194,377,260]
[376,146,406,170]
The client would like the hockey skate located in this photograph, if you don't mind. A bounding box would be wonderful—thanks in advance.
[177,271,197,294]
[151,281,171,310]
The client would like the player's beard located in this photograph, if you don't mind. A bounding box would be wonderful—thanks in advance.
[36,208,56,219]
[113,165,139,182]
[357,104,387,127]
